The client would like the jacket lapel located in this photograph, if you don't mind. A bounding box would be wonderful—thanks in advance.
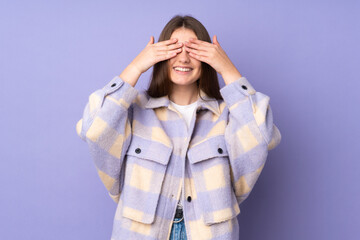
[145,89,220,117]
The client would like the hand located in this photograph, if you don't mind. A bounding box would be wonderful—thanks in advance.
[130,36,184,74]
[184,35,242,83]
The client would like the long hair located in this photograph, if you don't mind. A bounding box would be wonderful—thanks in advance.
[146,14,223,101]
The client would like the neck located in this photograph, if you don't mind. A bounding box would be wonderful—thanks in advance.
[169,82,199,105]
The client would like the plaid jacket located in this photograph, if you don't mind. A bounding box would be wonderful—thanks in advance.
[76,75,281,240]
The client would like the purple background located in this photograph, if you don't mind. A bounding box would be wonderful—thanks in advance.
[1,0,359,239]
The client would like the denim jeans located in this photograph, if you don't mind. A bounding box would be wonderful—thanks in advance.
[169,217,187,240]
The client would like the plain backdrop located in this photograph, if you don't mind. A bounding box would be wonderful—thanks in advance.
[1,0,359,239]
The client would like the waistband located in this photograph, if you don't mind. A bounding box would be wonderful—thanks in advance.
[173,203,183,222]
[174,207,183,218]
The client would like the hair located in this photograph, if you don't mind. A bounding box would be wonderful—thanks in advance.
[146,14,223,101]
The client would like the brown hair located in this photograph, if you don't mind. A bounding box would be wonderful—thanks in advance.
[146,14,223,101]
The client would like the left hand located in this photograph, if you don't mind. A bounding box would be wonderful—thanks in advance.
[184,35,241,78]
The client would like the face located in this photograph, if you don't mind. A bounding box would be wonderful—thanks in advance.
[167,28,202,88]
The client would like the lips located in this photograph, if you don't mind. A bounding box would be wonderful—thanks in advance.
[173,66,193,70]
[173,67,193,74]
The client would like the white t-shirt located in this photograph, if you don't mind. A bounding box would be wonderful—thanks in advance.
[169,99,198,209]
[170,99,198,130]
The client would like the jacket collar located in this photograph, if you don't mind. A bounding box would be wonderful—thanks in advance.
[145,89,221,117]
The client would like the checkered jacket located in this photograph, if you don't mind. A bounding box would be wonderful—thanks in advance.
[76,75,281,240]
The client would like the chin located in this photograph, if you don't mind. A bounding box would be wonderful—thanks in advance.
[170,78,198,86]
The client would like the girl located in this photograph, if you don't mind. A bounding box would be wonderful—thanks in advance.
[76,14,281,240]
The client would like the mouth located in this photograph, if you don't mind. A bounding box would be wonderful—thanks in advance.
[173,66,193,75]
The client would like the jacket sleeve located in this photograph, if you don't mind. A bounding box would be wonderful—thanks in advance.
[219,76,281,205]
[75,76,139,203]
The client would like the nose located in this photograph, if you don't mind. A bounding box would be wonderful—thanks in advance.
[178,43,190,63]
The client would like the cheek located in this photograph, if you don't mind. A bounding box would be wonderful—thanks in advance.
[168,59,175,66]
[194,61,201,70]
[167,61,174,72]
[196,65,202,75]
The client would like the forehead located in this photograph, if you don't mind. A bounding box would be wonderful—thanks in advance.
[170,28,198,43]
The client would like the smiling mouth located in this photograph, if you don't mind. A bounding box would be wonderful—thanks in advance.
[173,67,193,74]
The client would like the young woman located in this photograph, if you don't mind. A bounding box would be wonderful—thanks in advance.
[76,15,281,240]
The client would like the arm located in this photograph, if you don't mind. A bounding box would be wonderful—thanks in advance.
[75,36,184,203]
[76,75,139,203]
[183,36,281,205]
[219,76,281,205]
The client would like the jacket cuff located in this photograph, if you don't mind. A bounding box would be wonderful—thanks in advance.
[219,76,256,107]
[99,75,139,108]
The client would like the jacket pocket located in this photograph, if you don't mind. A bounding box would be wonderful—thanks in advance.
[187,135,240,226]
[120,134,173,224]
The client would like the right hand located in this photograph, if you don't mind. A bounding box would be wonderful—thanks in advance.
[130,36,183,74]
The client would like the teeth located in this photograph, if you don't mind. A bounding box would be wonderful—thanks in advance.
[174,67,192,72]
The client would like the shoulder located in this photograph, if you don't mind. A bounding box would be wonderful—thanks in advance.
[130,89,151,109]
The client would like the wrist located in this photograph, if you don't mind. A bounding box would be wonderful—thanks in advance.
[221,67,242,85]
[129,62,143,75]
[119,63,142,87]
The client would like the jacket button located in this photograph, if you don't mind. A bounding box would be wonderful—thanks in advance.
[111,83,117,87]
[187,196,192,202]
[135,148,141,154]
[241,85,247,90]
[218,148,223,154]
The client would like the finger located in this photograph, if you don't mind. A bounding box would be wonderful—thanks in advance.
[156,51,178,61]
[189,38,213,47]
[188,52,207,63]
[156,38,178,47]
[184,41,208,51]
[157,42,183,51]
[157,47,182,56]
[147,36,154,46]
[184,46,209,57]
[213,35,220,46]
